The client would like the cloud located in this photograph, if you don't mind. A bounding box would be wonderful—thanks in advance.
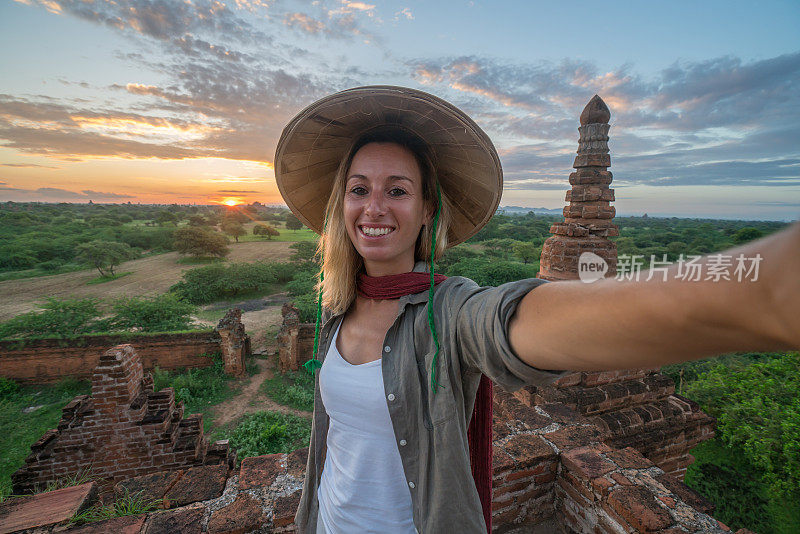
[0,163,59,169]
[394,7,413,21]
[406,53,800,191]
[0,184,135,201]
[216,190,263,194]
[283,13,326,34]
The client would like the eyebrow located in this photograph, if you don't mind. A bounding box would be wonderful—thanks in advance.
[347,174,414,183]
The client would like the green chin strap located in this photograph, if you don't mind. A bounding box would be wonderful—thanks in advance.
[304,183,443,396]
[428,182,444,394]
[303,217,326,375]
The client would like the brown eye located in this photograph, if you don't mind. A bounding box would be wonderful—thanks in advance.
[351,185,368,195]
[389,187,407,197]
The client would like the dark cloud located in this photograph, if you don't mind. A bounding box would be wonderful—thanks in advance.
[31,0,266,44]
[81,190,136,198]
[0,185,133,201]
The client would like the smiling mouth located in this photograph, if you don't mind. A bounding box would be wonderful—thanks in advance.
[359,225,395,237]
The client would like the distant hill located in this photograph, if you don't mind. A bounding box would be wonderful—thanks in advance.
[499,206,562,216]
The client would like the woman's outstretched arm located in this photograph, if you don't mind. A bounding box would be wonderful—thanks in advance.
[508,221,800,372]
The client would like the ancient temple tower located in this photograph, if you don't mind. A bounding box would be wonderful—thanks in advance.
[538,95,619,280]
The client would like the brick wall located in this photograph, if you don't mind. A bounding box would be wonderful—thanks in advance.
[0,332,220,384]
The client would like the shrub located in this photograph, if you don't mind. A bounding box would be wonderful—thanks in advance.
[109,293,198,332]
[170,261,293,304]
[226,411,311,460]
[0,377,19,401]
[260,369,315,412]
[446,257,538,286]
[151,353,231,415]
[0,297,102,339]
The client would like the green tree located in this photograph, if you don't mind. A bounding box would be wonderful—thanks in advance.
[285,213,303,231]
[173,227,229,258]
[253,223,280,240]
[155,210,178,226]
[221,220,246,243]
[76,240,136,276]
[685,353,800,503]
[512,241,540,264]
[733,227,764,244]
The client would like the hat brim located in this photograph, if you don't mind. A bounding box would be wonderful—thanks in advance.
[274,85,502,247]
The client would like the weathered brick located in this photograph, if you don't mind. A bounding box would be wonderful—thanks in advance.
[502,434,555,468]
[207,494,265,534]
[144,503,204,534]
[607,486,672,532]
[238,453,283,491]
[63,513,146,534]
[273,489,302,528]
[605,447,654,469]
[164,464,228,507]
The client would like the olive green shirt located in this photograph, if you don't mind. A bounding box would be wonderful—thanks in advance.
[295,261,570,533]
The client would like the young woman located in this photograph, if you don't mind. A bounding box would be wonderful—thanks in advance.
[273,86,800,534]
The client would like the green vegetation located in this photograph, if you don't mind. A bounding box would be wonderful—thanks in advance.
[260,368,315,412]
[169,261,295,305]
[151,353,234,431]
[0,376,91,501]
[664,352,800,533]
[0,202,297,279]
[69,488,161,524]
[0,297,104,339]
[173,226,230,258]
[0,295,199,340]
[253,223,280,240]
[218,411,311,461]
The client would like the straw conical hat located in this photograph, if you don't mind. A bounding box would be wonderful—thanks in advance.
[274,86,503,247]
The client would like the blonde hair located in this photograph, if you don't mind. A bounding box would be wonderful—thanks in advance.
[317,128,452,315]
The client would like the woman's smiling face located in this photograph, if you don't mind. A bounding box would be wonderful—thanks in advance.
[343,142,430,276]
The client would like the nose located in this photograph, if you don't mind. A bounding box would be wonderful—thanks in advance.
[364,190,386,218]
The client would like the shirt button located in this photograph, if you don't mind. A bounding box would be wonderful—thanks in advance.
[384,345,391,353]
[399,439,407,446]
[408,481,415,489]
[387,393,396,401]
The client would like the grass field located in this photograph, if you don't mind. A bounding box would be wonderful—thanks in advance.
[0,241,295,322]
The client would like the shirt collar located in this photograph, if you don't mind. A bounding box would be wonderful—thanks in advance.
[401,260,435,306]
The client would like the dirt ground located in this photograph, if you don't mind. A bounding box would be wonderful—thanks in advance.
[210,304,312,427]
[0,241,294,322]
[211,357,312,427]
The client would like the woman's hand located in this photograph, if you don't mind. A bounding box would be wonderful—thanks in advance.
[508,221,800,372]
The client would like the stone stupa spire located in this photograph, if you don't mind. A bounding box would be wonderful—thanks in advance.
[537,95,619,281]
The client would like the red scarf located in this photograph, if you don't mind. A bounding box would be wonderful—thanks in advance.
[357,271,493,533]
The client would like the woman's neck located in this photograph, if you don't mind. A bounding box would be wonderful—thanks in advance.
[362,257,416,277]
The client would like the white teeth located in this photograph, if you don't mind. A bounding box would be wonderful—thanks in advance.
[361,226,393,237]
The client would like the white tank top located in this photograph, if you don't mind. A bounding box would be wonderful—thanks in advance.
[316,321,416,534]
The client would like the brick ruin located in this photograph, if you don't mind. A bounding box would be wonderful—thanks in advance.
[538,94,619,281]
[10,344,235,501]
[276,303,316,373]
[1,97,751,534]
[0,308,250,384]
